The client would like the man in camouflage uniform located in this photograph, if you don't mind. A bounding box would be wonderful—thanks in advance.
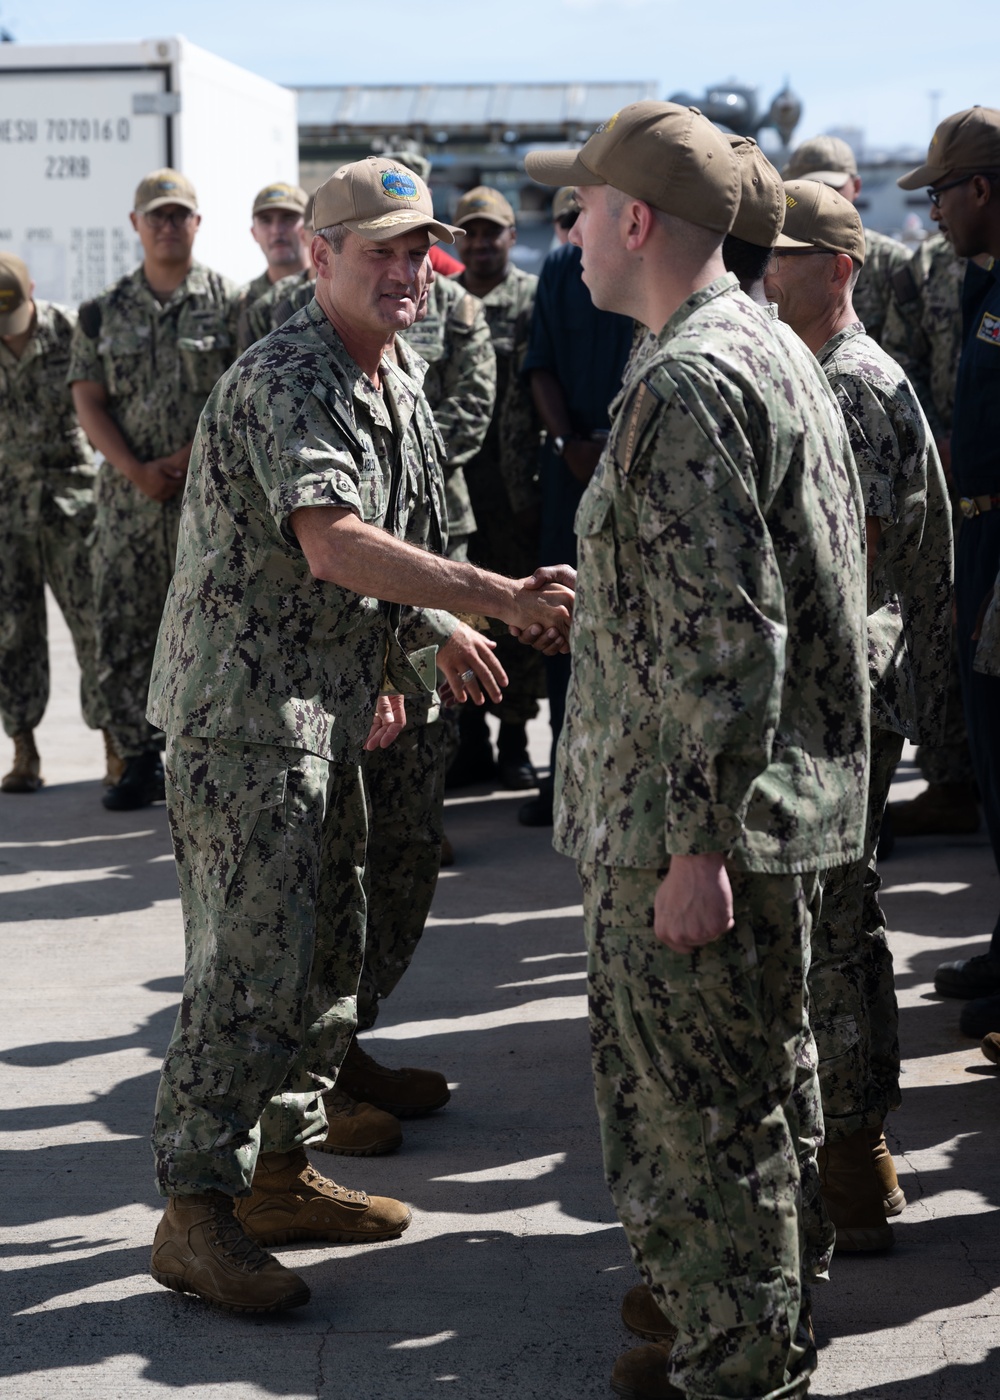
[144,157,572,1313]
[783,134,909,346]
[317,266,497,1154]
[527,104,869,1400]
[69,168,240,810]
[448,186,544,790]
[238,182,310,307]
[237,192,317,355]
[0,253,105,793]
[882,233,979,835]
[767,181,952,1253]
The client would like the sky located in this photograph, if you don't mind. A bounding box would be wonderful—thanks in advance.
[3,0,994,154]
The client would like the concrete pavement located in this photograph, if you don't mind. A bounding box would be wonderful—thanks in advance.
[1,603,998,1398]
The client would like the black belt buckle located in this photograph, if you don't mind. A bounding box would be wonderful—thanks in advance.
[959,497,981,519]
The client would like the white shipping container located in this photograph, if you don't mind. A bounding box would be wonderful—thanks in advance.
[0,36,299,303]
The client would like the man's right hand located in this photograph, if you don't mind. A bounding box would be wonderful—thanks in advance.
[508,574,575,654]
[509,565,577,654]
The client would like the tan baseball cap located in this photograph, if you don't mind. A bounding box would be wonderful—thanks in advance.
[313,158,460,244]
[776,180,866,264]
[552,186,580,221]
[382,149,432,182]
[524,101,740,235]
[782,134,857,189]
[898,106,1000,189]
[252,182,308,216]
[0,253,32,336]
[728,136,785,247]
[454,186,516,229]
[134,168,198,214]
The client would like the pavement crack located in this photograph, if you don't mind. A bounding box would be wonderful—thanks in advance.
[316,1318,335,1398]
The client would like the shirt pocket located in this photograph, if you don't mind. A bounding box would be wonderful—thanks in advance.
[97,329,150,396]
[575,478,621,617]
[178,333,232,396]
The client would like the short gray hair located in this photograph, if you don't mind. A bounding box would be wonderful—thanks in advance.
[314,224,348,253]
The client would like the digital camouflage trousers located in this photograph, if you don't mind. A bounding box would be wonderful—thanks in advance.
[152,737,367,1197]
[358,718,446,1031]
[93,481,180,758]
[0,500,101,736]
[581,860,831,1400]
[811,727,905,1141]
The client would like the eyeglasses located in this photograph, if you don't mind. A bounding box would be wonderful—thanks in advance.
[926,176,974,207]
[141,208,197,229]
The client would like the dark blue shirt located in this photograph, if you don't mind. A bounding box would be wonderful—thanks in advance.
[952,258,1000,496]
[522,242,633,433]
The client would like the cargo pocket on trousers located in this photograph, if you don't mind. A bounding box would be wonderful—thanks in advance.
[168,754,288,916]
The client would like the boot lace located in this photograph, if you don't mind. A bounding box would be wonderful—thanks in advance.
[209,1205,275,1273]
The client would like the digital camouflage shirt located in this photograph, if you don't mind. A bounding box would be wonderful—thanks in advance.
[818,323,953,743]
[67,261,240,522]
[554,276,870,874]
[402,274,496,538]
[239,274,495,542]
[0,299,95,529]
[237,269,314,354]
[855,227,911,347]
[881,233,965,441]
[454,263,537,516]
[147,298,448,760]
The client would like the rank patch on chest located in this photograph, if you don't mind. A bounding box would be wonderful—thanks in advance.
[977,310,1000,347]
[614,378,663,476]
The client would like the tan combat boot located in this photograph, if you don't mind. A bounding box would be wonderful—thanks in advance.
[981,1032,1000,1065]
[868,1126,906,1216]
[621,1283,679,1343]
[313,1085,403,1156]
[610,1341,683,1400]
[818,1127,894,1252]
[234,1147,411,1246]
[1,731,42,793]
[336,1038,450,1117]
[150,1191,309,1313]
[102,729,125,788]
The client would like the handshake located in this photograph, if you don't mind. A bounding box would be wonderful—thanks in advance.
[509,563,578,657]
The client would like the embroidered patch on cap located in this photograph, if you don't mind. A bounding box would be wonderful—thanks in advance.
[381,169,419,201]
[786,193,798,208]
[977,310,1000,346]
[595,111,620,135]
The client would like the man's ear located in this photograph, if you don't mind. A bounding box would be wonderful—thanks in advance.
[625,199,657,252]
[832,252,856,292]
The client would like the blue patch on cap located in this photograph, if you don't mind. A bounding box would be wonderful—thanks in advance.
[382,169,419,202]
